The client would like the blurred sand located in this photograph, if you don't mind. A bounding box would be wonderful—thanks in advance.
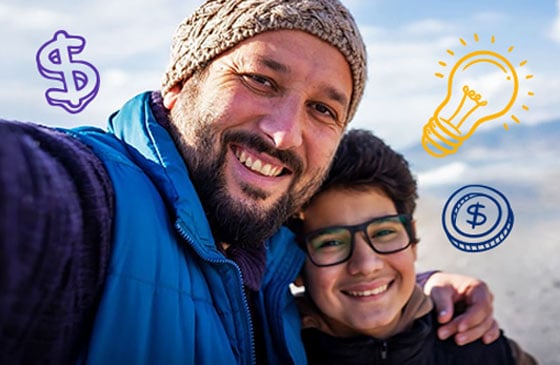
[415,190,560,365]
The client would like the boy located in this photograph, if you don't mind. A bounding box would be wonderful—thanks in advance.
[290,129,537,364]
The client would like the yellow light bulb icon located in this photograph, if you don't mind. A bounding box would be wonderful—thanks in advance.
[422,35,532,158]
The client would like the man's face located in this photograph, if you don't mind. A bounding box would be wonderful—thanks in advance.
[301,187,417,339]
[165,30,353,248]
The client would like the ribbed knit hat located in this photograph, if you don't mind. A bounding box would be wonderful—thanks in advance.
[162,0,367,124]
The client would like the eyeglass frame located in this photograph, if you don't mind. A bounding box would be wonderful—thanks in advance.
[298,213,416,267]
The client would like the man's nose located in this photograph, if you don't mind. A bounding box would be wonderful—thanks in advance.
[258,97,304,150]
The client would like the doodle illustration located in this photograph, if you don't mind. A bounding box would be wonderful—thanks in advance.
[422,34,534,157]
[36,30,100,114]
[442,184,514,252]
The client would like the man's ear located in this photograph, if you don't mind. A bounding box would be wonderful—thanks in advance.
[163,85,181,110]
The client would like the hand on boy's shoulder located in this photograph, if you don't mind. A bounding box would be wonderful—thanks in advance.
[422,272,500,345]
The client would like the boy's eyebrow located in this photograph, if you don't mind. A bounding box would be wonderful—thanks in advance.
[257,56,350,110]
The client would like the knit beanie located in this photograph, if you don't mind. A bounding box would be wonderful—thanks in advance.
[161,0,367,124]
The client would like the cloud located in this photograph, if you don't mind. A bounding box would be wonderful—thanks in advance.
[417,162,468,187]
[352,28,462,148]
[401,19,453,36]
[0,3,69,30]
[472,11,508,24]
[551,0,560,43]
[519,71,560,124]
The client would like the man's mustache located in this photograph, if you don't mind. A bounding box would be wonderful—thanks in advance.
[222,131,304,177]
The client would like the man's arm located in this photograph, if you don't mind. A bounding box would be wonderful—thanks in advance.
[420,271,500,346]
[0,120,113,364]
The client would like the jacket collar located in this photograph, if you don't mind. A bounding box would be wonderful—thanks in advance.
[106,91,216,251]
[300,285,435,364]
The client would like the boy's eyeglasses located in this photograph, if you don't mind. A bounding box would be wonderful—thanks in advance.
[300,214,414,267]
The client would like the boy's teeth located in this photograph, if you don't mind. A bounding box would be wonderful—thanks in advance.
[347,284,389,297]
[236,150,282,177]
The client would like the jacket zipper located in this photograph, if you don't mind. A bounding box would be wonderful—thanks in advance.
[175,222,256,365]
[381,340,388,360]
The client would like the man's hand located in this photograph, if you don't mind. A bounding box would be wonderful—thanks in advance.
[424,272,500,346]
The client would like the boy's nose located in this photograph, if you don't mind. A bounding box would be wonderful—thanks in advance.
[346,235,384,276]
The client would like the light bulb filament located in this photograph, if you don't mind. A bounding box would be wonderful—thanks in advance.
[453,85,487,130]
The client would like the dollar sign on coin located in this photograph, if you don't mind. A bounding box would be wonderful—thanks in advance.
[442,184,514,252]
[36,30,100,114]
[466,202,487,229]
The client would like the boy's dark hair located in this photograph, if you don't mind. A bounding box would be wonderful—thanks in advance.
[309,128,418,216]
[288,129,418,239]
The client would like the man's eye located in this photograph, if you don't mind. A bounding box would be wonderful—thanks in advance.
[248,74,270,85]
[310,102,338,122]
[242,74,275,91]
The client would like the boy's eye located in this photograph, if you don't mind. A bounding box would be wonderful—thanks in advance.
[370,229,396,240]
[315,239,346,250]
[368,220,406,243]
[309,230,350,251]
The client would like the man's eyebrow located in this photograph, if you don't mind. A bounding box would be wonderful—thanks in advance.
[257,56,350,108]
[257,56,290,74]
[324,86,349,109]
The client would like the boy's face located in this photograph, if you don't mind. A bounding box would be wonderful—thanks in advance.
[301,187,417,338]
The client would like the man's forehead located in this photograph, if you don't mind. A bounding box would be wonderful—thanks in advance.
[224,31,352,107]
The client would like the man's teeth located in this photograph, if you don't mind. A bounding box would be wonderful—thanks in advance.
[347,284,389,297]
[236,150,282,177]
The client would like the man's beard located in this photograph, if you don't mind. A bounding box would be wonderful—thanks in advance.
[169,88,328,249]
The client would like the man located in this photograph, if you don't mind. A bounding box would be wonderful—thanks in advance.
[0,0,498,364]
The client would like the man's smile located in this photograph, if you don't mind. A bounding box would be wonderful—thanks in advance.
[232,144,291,178]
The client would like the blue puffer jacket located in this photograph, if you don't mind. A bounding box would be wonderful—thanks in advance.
[70,92,307,364]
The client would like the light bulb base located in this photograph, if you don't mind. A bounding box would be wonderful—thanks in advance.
[421,116,464,157]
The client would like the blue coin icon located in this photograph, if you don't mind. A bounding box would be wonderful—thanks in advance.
[442,184,514,252]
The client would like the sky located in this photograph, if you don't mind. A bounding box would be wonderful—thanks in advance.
[1,0,559,149]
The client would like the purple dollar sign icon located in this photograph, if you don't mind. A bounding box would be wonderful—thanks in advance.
[36,30,100,114]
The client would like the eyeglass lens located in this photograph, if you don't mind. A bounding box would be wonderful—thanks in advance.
[306,215,410,266]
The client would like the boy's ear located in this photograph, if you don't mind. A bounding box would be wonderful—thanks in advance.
[293,275,304,288]
[411,220,418,260]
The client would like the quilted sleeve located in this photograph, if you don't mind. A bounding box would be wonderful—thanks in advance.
[0,120,114,364]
